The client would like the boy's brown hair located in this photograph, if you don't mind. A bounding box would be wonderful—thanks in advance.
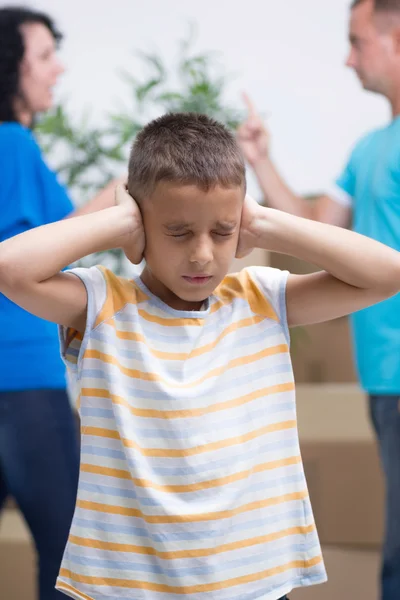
[127,112,246,201]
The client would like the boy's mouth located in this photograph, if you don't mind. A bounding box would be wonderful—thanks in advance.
[182,275,213,285]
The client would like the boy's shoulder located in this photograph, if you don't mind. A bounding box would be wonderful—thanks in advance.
[68,265,147,330]
[217,265,288,295]
[214,266,289,322]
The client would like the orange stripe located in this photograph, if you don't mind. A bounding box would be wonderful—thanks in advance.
[96,291,231,335]
[83,343,289,389]
[209,298,226,314]
[116,315,265,360]
[56,580,94,600]
[83,427,121,441]
[80,455,301,493]
[94,267,148,328]
[81,381,295,420]
[215,270,279,321]
[137,309,203,327]
[69,523,315,559]
[59,555,323,593]
[65,328,83,346]
[77,489,309,524]
[84,420,297,458]
[84,350,159,382]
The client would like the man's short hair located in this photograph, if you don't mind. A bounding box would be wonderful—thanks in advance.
[127,113,246,202]
[351,0,400,13]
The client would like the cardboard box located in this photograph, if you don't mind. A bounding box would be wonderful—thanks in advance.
[296,384,385,547]
[0,509,35,600]
[292,546,380,600]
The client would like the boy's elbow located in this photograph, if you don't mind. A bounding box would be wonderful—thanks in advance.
[379,260,400,296]
[0,247,12,287]
[0,247,29,293]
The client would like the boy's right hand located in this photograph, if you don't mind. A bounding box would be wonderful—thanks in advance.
[237,93,270,167]
[115,184,145,265]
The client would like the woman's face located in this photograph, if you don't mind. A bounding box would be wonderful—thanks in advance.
[17,22,64,119]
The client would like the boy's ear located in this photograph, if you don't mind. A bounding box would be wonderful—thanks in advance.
[115,184,136,207]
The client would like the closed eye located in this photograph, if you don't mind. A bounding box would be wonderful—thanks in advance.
[167,231,234,239]
[213,231,234,237]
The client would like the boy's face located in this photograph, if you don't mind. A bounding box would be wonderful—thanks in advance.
[140,182,244,311]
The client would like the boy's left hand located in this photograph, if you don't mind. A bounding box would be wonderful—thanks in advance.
[236,194,263,258]
[115,184,146,264]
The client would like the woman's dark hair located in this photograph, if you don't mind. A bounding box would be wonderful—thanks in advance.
[0,6,62,122]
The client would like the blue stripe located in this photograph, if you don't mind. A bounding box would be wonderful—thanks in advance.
[79,470,305,508]
[73,507,309,543]
[80,360,292,402]
[66,538,320,578]
[66,347,80,357]
[80,407,115,419]
[91,325,282,368]
[80,399,295,440]
[78,481,138,500]
[136,467,304,506]
[80,437,300,478]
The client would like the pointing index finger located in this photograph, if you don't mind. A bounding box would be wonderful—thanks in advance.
[242,92,257,117]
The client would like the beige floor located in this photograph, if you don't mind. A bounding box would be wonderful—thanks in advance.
[0,509,380,600]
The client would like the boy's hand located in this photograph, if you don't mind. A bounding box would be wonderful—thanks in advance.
[236,194,263,258]
[237,93,270,167]
[115,184,145,264]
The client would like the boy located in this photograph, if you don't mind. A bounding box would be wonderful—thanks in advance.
[1,113,400,600]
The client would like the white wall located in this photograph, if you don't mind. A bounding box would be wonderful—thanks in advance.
[16,0,391,196]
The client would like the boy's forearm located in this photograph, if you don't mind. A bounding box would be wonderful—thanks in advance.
[0,205,135,287]
[255,207,400,291]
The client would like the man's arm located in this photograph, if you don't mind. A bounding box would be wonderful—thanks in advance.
[237,93,352,228]
[250,158,351,227]
[0,186,144,333]
[237,197,400,328]
[69,177,127,218]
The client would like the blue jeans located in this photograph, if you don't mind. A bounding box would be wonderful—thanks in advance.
[369,394,400,600]
[0,389,80,600]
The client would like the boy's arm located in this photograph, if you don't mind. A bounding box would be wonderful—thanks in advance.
[0,186,144,333]
[237,93,352,228]
[237,197,400,328]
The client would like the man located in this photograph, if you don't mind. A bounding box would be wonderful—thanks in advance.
[237,1,400,598]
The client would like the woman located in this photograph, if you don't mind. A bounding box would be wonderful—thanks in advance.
[0,7,118,599]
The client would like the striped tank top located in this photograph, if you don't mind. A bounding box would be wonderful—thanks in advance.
[57,265,327,600]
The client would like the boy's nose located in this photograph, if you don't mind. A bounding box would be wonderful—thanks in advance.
[190,239,213,266]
